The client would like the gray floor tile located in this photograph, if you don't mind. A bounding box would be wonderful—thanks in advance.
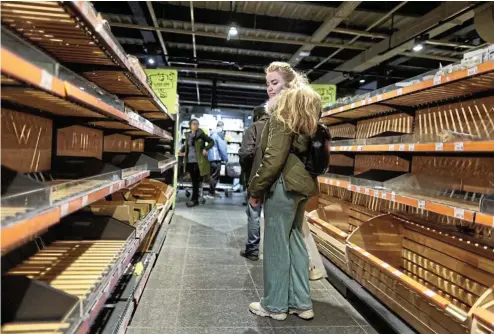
[272,327,367,334]
[176,327,274,334]
[126,327,176,334]
[182,265,255,290]
[156,247,188,266]
[248,266,331,291]
[130,289,180,328]
[185,248,247,265]
[146,265,183,290]
[187,233,239,249]
[163,233,189,248]
[177,290,270,328]
[269,290,357,327]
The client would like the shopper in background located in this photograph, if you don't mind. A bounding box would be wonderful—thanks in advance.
[181,119,215,207]
[248,62,320,321]
[207,121,228,199]
[238,105,269,261]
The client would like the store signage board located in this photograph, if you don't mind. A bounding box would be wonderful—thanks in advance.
[311,84,337,105]
[145,69,178,114]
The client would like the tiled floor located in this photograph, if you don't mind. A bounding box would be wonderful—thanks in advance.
[127,194,379,334]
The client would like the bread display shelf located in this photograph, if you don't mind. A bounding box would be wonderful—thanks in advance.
[330,140,494,153]
[0,1,172,120]
[317,175,492,226]
[322,60,494,119]
[104,152,177,174]
[472,308,494,333]
[0,168,155,254]
[0,46,172,140]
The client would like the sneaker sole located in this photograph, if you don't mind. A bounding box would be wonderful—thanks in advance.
[289,310,314,321]
[249,307,287,321]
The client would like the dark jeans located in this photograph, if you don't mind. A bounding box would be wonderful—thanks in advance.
[245,200,262,255]
[209,161,221,195]
[187,163,201,202]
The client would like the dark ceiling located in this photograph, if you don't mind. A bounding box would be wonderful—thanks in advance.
[92,1,488,111]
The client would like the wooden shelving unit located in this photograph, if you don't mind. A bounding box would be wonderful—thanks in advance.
[1,3,178,333]
[311,56,494,334]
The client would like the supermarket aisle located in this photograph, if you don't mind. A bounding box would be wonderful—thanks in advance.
[127,194,379,334]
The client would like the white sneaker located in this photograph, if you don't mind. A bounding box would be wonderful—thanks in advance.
[309,268,325,281]
[289,308,314,320]
[249,302,287,321]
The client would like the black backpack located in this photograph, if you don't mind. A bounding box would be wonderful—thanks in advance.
[305,124,331,177]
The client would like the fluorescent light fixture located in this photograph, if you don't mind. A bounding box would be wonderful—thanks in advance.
[147,57,155,65]
[359,79,365,83]
[413,44,424,52]
[248,115,252,120]
[228,26,238,36]
[299,51,310,57]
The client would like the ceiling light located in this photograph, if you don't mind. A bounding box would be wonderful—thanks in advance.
[248,115,252,120]
[413,44,424,52]
[228,26,238,36]
[299,51,310,57]
[147,57,155,65]
[359,79,365,83]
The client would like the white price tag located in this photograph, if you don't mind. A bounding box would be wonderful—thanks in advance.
[368,97,373,103]
[61,203,69,216]
[355,186,361,193]
[329,179,334,185]
[418,200,426,209]
[382,192,387,200]
[408,144,415,151]
[377,94,382,101]
[82,195,88,207]
[389,144,395,151]
[397,88,403,96]
[399,144,405,152]
[391,192,396,201]
[109,184,114,194]
[347,184,352,191]
[357,145,363,152]
[454,142,464,152]
[374,190,380,198]
[330,147,336,152]
[454,208,465,220]
[433,76,442,85]
[361,99,366,105]
[351,103,355,108]
[435,143,444,151]
[339,107,344,112]
[365,188,370,195]
[468,66,478,76]
[336,181,341,187]
[40,70,53,91]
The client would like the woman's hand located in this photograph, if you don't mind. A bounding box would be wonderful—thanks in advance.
[202,149,208,156]
[249,196,261,208]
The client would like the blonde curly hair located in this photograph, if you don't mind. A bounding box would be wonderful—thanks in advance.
[265,62,320,135]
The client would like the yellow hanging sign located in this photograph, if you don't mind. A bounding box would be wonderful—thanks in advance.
[311,84,337,105]
[145,69,178,114]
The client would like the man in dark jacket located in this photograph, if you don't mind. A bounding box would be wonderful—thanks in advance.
[238,104,269,261]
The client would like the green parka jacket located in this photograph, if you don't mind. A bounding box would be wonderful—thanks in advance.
[181,129,215,176]
[248,115,317,199]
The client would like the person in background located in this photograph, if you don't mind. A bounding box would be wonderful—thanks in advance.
[238,105,269,261]
[248,62,320,321]
[207,121,228,199]
[181,119,214,207]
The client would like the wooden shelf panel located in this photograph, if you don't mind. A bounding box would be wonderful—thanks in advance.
[1,48,172,140]
[1,172,150,255]
[323,60,494,119]
[330,140,494,153]
[0,1,172,120]
[317,175,484,225]
[473,308,494,332]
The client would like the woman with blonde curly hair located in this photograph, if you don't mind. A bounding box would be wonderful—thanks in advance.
[248,62,321,321]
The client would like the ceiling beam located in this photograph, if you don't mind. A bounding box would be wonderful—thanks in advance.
[172,67,264,79]
[315,2,479,85]
[178,78,266,90]
[107,21,367,51]
[288,2,361,66]
[146,1,169,65]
